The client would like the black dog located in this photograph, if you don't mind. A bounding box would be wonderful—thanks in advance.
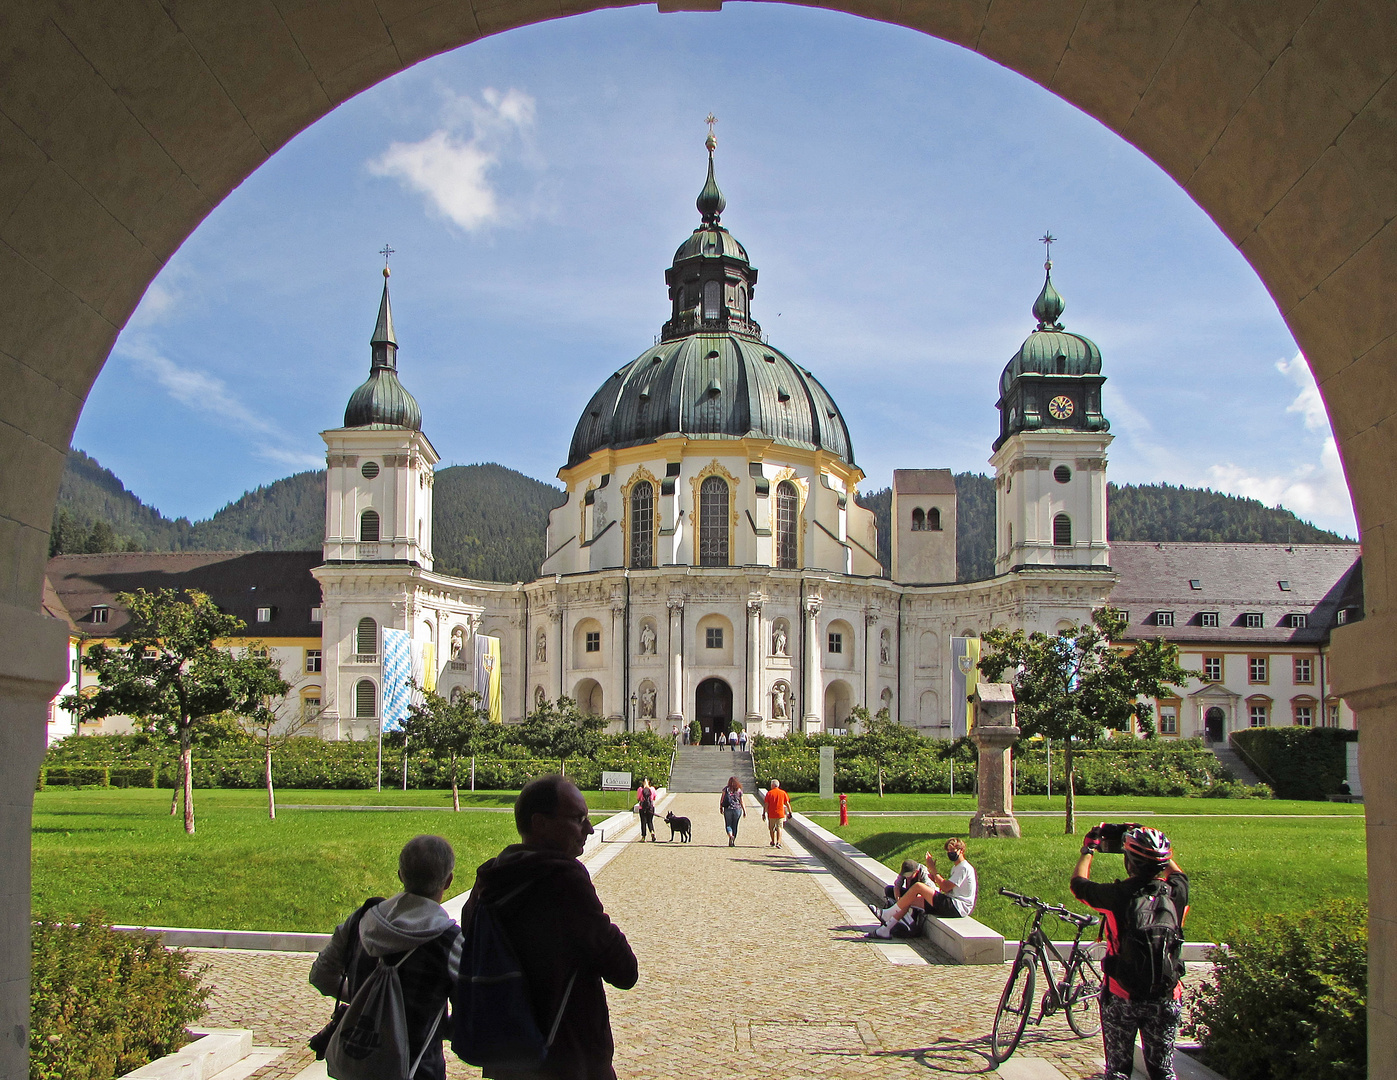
[664,811,692,843]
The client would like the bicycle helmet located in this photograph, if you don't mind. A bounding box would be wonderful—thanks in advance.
[1122,826,1171,871]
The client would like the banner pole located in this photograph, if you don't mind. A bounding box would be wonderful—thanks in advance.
[377,724,383,792]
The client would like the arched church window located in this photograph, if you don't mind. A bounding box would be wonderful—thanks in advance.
[775,481,798,569]
[736,282,748,318]
[1053,513,1073,547]
[357,617,378,656]
[360,509,380,543]
[911,508,925,532]
[698,476,729,566]
[928,507,942,531]
[703,280,721,321]
[630,481,654,569]
[355,679,376,718]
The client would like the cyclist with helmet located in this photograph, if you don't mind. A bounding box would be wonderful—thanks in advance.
[1071,825,1189,1080]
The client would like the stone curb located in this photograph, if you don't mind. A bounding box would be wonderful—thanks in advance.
[120,1028,252,1078]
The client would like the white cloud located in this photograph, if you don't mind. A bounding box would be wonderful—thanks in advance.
[368,88,537,232]
[1276,351,1330,432]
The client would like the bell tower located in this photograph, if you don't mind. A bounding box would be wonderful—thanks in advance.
[322,264,438,569]
[990,242,1111,575]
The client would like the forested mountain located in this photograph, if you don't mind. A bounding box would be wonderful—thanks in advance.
[53,450,1351,586]
[50,451,564,583]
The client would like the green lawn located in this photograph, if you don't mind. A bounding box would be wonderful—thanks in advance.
[829,810,1367,944]
[790,792,1366,816]
[32,788,628,932]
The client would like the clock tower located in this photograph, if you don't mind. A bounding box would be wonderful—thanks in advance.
[990,251,1111,574]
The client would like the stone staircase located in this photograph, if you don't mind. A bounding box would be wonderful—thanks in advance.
[668,745,757,793]
[1209,740,1265,786]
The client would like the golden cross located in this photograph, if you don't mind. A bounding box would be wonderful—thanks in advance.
[705,113,718,138]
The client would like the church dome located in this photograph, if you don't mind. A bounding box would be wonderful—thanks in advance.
[567,137,853,469]
[998,265,1102,396]
[344,270,422,430]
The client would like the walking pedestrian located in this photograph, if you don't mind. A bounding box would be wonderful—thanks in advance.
[719,776,746,847]
[737,729,748,752]
[636,777,657,842]
[762,778,790,848]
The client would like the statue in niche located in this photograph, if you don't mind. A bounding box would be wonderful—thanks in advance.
[536,629,548,663]
[639,621,657,655]
[450,626,465,660]
[535,686,547,711]
[450,686,465,704]
[640,685,657,719]
[880,629,891,666]
[772,685,788,718]
[772,623,788,656]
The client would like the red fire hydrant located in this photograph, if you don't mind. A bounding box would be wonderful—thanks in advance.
[839,792,848,826]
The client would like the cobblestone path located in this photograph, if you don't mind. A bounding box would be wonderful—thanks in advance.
[199,792,1209,1078]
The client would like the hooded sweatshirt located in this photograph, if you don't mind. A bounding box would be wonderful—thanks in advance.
[311,891,463,1080]
[461,845,637,1080]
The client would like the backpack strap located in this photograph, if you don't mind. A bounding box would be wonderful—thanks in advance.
[339,896,387,1002]
[544,971,579,1051]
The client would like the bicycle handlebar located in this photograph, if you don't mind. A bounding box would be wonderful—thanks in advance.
[998,886,1097,930]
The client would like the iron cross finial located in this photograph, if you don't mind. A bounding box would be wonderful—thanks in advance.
[379,243,395,278]
[1039,231,1056,268]
[706,113,718,136]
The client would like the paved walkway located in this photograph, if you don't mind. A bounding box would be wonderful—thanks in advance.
[198,792,1194,1079]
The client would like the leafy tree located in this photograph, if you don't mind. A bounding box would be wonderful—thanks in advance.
[402,686,494,810]
[846,705,919,797]
[978,607,1195,833]
[517,696,606,776]
[61,589,289,833]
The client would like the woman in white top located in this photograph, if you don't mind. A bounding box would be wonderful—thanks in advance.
[873,838,977,935]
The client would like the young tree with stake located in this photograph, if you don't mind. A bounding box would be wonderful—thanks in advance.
[239,668,321,820]
[62,589,289,834]
[977,607,1195,833]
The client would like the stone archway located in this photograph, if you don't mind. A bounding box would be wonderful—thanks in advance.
[695,677,733,744]
[4,3,1397,1073]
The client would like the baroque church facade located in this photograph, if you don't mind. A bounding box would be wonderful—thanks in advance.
[310,143,1116,743]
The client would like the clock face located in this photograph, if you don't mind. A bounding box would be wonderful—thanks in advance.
[1048,395,1075,420]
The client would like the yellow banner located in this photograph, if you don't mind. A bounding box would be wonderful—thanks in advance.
[474,635,503,723]
[421,641,436,693]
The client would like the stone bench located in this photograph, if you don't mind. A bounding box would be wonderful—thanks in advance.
[782,809,1004,965]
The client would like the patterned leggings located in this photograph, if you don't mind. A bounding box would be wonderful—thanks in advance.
[1100,991,1182,1080]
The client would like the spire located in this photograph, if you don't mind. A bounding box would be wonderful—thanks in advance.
[370,266,398,369]
[1032,232,1065,329]
[696,114,726,226]
[345,260,420,430]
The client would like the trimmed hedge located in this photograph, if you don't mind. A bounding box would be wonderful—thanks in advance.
[751,733,1264,797]
[1185,899,1367,1080]
[31,912,209,1080]
[1230,727,1358,800]
[39,734,671,791]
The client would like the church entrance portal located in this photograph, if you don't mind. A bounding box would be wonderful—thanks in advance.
[1205,707,1226,743]
[696,678,733,745]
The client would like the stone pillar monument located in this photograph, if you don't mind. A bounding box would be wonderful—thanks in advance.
[969,682,1021,839]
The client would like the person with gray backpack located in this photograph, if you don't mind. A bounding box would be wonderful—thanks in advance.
[1070,824,1189,1080]
[310,835,464,1080]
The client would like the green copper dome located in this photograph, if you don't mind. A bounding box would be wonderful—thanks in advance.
[344,272,422,430]
[999,265,1102,396]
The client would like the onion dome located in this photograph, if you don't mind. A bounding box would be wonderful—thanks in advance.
[344,268,422,430]
[994,255,1109,450]
[567,134,854,469]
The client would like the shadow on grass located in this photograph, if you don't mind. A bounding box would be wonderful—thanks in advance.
[846,830,958,861]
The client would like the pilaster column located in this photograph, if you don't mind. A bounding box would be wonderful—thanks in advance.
[804,595,822,733]
[864,610,878,714]
[746,596,763,732]
[549,605,563,701]
[667,597,685,724]
[609,597,626,729]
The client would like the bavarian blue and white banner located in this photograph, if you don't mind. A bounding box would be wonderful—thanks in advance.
[949,636,980,739]
[381,627,413,732]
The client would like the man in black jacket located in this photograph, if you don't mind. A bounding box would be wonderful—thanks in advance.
[461,774,638,1080]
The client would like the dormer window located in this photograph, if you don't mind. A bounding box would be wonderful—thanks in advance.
[1154,611,1174,627]
[91,605,109,624]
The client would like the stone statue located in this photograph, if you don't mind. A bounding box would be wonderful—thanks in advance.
[535,685,546,711]
[880,630,891,666]
[450,686,465,703]
[772,624,788,656]
[640,685,657,718]
[536,629,547,663]
[450,625,464,660]
[772,685,787,718]
[639,621,657,655]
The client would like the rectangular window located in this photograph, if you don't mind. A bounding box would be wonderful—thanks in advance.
[1336,608,1349,625]
[1155,610,1174,627]
[1293,656,1313,684]
[828,632,843,654]
[305,650,322,673]
[91,605,108,624]
[1244,612,1264,629]
[1159,707,1178,735]
[1250,704,1269,727]
[1327,703,1341,728]
[705,627,723,649]
[1189,579,1202,590]
[585,632,601,653]
[301,696,321,716]
[1249,656,1268,683]
[256,607,272,623]
[1203,656,1223,682]
[1294,705,1313,727]
[1288,613,1308,629]
[311,606,323,623]
[1278,580,1291,591]
[1200,611,1219,628]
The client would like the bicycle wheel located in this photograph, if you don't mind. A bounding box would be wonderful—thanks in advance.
[991,953,1037,1063]
[1064,942,1105,1038]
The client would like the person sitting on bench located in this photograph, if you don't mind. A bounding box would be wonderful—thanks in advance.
[872,838,977,937]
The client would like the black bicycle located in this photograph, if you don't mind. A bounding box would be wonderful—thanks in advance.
[990,887,1106,1064]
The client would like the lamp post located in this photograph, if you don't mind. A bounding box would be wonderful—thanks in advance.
[630,691,638,733]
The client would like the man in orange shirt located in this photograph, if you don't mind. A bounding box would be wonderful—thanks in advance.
[763,779,792,849]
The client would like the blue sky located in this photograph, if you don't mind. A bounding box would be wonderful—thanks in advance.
[75,4,1357,538]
